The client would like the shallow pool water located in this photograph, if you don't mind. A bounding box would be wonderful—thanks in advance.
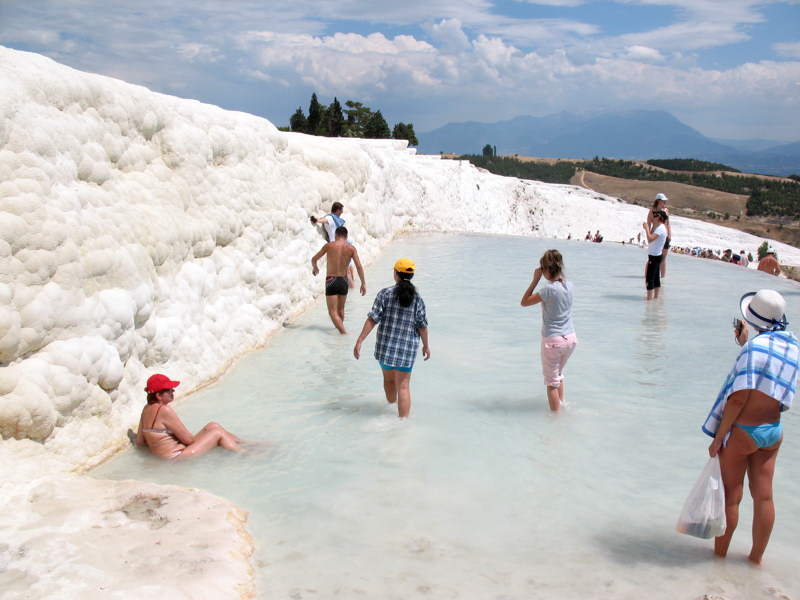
[93,233,800,599]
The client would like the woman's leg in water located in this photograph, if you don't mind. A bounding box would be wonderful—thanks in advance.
[381,368,413,418]
[179,422,244,458]
[715,426,752,558]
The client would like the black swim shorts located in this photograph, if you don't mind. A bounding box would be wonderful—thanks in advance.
[325,276,349,296]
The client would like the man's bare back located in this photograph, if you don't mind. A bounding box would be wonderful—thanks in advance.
[313,238,357,277]
[310,228,367,334]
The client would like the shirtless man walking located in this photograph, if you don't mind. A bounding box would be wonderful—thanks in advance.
[311,226,366,334]
[757,247,781,276]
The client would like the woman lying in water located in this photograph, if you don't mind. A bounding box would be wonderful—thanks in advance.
[135,373,245,460]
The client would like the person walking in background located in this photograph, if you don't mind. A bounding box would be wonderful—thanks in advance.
[647,193,671,278]
[703,290,798,563]
[136,374,246,459]
[757,247,781,276]
[520,249,578,412]
[353,258,430,418]
[643,210,669,300]
[311,226,366,334]
[310,201,345,242]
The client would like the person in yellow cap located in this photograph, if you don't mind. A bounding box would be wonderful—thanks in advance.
[353,258,430,418]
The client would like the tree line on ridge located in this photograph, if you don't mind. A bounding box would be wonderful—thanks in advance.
[283,93,418,146]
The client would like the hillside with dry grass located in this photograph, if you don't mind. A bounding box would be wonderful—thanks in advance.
[570,168,800,248]
[444,152,800,248]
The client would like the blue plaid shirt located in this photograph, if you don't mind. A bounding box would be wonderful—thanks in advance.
[368,285,428,368]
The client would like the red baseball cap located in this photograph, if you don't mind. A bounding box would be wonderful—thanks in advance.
[145,374,180,393]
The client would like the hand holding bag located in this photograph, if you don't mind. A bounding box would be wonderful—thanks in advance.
[676,456,726,539]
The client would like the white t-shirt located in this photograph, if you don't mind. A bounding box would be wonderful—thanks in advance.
[323,213,343,242]
[648,224,667,256]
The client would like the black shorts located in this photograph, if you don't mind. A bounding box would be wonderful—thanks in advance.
[325,276,349,296]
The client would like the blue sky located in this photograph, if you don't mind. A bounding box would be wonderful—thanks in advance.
[1,0,799,142]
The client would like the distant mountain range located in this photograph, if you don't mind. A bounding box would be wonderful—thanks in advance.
[417,110,800,177]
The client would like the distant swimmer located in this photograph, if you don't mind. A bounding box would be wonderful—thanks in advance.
[520,249,578,412]
[135,374,246,460]
[311,226,366,334]
[354,258,430,418]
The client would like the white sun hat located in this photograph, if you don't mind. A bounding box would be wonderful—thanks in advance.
[655,193,668,202]
[740,289,788,331]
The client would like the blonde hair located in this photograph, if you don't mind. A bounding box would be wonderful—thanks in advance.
[540,249,564,279]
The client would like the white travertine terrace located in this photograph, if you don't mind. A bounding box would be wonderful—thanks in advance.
[1,45,797,598]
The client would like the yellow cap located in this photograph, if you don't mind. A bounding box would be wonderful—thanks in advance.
[394,258,415,273]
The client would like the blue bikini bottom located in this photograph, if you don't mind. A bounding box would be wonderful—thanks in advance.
[735,421,782,448]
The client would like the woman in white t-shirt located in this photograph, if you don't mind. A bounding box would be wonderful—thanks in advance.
[647,193,672,277]
[643,210,669,300]
[520,249,578,412]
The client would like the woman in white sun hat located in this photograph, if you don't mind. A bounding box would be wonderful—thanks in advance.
[703,289,799,563]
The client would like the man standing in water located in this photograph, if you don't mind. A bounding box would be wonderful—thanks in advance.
[757,247,781,276]
[311,226,366,334]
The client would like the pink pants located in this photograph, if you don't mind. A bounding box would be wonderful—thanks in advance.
[541,332,578,387]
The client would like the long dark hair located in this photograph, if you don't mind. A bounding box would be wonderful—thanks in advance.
[395,271,416,307]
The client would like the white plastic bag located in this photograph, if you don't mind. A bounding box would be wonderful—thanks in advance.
[676,456,727,539]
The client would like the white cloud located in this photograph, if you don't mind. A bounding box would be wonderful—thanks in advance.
[203,19,800,139]
[485,18,600,48]
[774,41,800,59]
[177,43,222,62]
[617,20,750,52]
[1,0,799,140]
[513,0,585,5]
[1,28,63,47]
[426,18,471,52]
[471,35,520,71]
[623,45,666,62]
[237,31,439,97]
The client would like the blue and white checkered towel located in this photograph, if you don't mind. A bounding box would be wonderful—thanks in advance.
[703,330,799,438]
